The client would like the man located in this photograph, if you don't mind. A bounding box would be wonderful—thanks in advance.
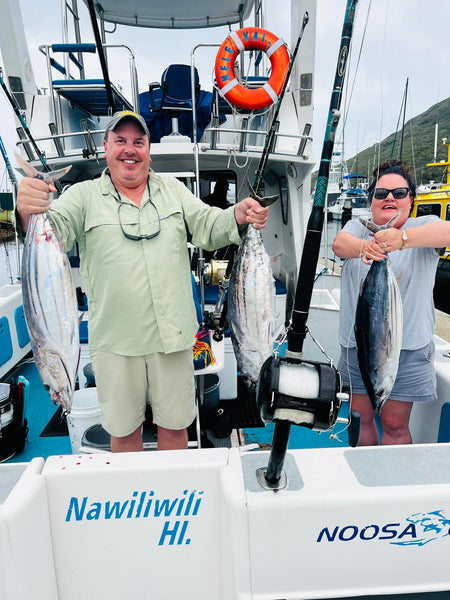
[202,178,230,210]
[17,110,269,452]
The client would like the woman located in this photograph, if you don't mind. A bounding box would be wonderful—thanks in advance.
[332,160,450,445]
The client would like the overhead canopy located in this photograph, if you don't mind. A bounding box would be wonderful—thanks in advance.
[85,0,256,29]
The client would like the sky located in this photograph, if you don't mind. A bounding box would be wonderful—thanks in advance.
[1,0,450,188]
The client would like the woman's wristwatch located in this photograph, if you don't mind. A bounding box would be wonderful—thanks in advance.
[399,230,408,250]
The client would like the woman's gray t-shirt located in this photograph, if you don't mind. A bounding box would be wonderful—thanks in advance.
[338,215,441,350]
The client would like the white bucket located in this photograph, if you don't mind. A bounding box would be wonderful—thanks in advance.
[218,337,237,399]
[66,388,102,453]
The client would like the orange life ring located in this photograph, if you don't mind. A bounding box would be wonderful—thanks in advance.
[215,27,290,110]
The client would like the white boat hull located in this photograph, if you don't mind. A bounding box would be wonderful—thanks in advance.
[1,445,450,600]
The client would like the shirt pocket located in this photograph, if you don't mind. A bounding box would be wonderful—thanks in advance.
[158,208,187,246]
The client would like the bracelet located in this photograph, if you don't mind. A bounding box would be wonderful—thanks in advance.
[359,240,365,260]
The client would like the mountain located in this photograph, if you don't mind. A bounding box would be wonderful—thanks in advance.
[313,96,450,188]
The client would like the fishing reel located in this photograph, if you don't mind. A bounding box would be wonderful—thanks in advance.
[257,355,347,432]
[203,259,229,286]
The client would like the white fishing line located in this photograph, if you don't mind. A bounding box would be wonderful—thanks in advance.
[274,362,318,425]
[274,407,314,426]
[277,361,320,398]
[343,230,371,430]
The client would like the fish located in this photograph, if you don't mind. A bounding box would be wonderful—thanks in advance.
[354,214,403,413]
[227,193,277,387]
[16,153,79,414]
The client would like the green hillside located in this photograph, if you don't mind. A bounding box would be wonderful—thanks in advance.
[314,96,450,188]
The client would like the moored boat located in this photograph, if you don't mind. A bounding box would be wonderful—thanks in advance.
[327,173,371,222]
[412,141,450,315]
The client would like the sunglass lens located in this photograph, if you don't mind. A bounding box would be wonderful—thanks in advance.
[392,188,409,199]
[373,188,409,200]
[373,189,388,200]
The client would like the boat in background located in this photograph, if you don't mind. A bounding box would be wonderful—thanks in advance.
[413,140,450,314]
[1,1,450,599]
[325,143,348,206]
[327,172,371,222]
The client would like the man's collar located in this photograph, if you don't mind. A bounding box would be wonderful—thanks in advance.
[100,168,160,197]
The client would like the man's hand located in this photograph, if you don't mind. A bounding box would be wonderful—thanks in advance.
[17,177,57,231]
[234,197,269,230]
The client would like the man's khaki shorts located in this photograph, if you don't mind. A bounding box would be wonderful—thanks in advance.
[91,349,196,437]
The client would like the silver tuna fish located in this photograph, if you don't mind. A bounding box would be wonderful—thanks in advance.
[17,154,79,414]
[354,216,403,413]
[228,213,276,388]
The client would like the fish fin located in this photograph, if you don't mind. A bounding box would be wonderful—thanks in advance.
[359,218,380,234]
[15,151,39,178]
[359,209,404,234]
[247,180,279,207]
[385,209,403,229]
[41,165,72,183]
[14,151,72,183]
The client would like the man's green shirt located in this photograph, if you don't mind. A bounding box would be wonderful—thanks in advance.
[48,169,242,355]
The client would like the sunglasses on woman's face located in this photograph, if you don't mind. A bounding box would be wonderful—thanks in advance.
[372,187,410,200]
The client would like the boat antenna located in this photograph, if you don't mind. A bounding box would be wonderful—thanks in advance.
[252,12,309,194]
[261,0,359,486]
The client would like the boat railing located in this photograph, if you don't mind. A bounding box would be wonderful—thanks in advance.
[203,124,311,157]
[39,42,139,149]
[15,119,312,166]
[17,39,312,165]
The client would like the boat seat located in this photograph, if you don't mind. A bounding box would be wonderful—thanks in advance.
[148,64,200,140]
[47,43,133,116]
[52,79,132,116]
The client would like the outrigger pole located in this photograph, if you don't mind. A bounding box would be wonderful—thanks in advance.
[262,0,359,485]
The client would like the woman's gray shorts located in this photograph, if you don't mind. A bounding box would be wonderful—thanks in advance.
[338,341,437,403]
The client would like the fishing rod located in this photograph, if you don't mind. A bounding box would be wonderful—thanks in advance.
[211,14,310,341]
[257,0,360,487]
[0,70,51,174]
[0,135,18,188]
[0,135,19,282]
[86,0,116,113]
[288,0,358,354]
[252,12,309,194]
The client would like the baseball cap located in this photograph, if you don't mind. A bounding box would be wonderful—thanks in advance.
[104,111,150,139]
